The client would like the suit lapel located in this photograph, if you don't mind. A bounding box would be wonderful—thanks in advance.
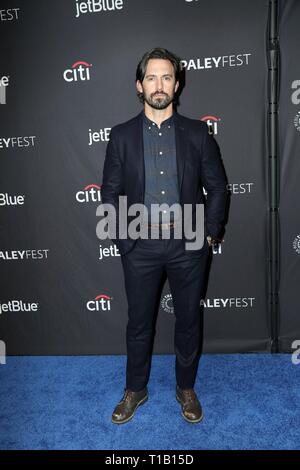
[135,112,145,199]
[174,112,187,197]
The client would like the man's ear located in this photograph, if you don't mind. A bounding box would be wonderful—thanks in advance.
[175,80,179,93]
[136,80,143,93]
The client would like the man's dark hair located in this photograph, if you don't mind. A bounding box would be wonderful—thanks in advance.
[136,47,181,82]
[136,47,182,103]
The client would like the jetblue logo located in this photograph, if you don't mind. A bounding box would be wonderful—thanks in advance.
[0,76,9,104]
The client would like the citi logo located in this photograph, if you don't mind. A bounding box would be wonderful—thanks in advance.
[0,193,25,206]
[63,61,92,82]
[0,300,39,315]
[86,293,112,311]
[201,115,221,135]
[0,76,9,104]
[76,184,101,203]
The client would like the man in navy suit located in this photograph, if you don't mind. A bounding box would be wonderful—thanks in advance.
[101,48,227,424]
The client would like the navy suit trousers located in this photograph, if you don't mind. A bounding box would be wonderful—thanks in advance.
[120,232,209,391]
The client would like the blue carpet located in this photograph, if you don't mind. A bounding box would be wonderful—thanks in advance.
[0,354,299,450]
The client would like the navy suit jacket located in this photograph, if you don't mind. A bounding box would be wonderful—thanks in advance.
[101,110,227,255]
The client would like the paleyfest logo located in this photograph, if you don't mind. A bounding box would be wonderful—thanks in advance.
[161,295,255,313]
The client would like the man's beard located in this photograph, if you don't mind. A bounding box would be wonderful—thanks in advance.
[143,90,174,110]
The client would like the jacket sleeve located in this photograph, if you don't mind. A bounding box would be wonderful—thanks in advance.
[200,126,228,239]
[101,128,124,240]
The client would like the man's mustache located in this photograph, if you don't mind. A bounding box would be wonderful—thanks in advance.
[152,92,168,97]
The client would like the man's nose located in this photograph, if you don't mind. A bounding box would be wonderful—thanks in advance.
[157,79,163,91]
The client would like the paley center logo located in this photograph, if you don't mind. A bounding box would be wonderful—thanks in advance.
[181,53,251,71]
[76,184,102,203]
[161,294,174,314]
[293,235,300,254]
[75,0,125,18]
[86,293,113,311]
[63,60,92,82]
[293,111,300,132]
[0,75,9,105]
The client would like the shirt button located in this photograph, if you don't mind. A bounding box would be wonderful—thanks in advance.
[159,151,163,155]
[160,171,164,175]
[161,190,165,194]
[158,132,162,136]
[168,125,171,129]
[163,210,167,213]
[152,122,155,126]
[148,126,151,130]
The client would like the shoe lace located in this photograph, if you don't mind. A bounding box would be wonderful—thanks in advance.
[183,389,197,403]
[122,389,135,403]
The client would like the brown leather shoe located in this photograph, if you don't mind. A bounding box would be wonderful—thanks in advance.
[176,385,203,423]
[111,388,148,424]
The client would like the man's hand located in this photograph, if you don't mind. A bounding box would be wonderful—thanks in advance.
[207,235,223,247]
